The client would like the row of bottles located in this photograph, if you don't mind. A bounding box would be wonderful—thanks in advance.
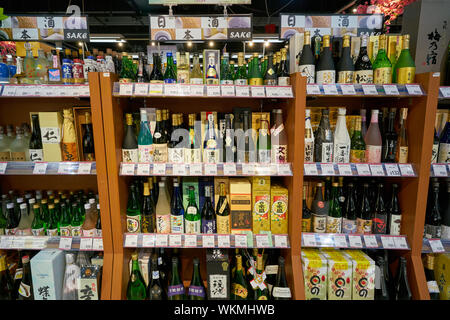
[432,119,450,164]
[424,178,450,240]
[123,107,287,164]
[0,189,101,237]
[302,177,402,235]
[306,107,408,163]
[299,33,415,84]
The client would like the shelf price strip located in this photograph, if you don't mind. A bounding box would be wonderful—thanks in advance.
[333,234,348,248]
[383,84,400,95]
[348,235,363,248]
[77,162,92,175]
[432,164,448,177]
[92,238,104,251]
[255,234,271,248]
[121,163,135,175]
[362,84,378,95]
[302,233,317,247]
[184,234,197,248]
[340,84,356,95]
[380,235,396,249]
[363,235,378,248]
[385,163,401,176]
[405,84,422,95]
[59,237,73,250]
[234,234,248,248]
[399,164,415,176]
[217,235,231,248]
[440,86,450,98]
[33,162,48,174]
[124,234,138,247]
[304,163,319,175]
[169,234,182,247]
[273,234,288,248]
[80,237,93,251]
[142,234,156,247]
[0,162,6,174]
[355,163,371,176]
[428,239,445,253]
[306,84,321,95]
[202,235,215,248]
[320,163,335,175]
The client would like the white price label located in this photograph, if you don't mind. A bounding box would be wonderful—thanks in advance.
[189,163,203,175]
[235,85,250,97]
[355,163,371,176]
[134,83,149,96]
[385,163,401,176]
[223,163,237,175]
[333,234,348,247]
[399,164,415,176]
[370,164,385,176]
[149,83,163,95]
[173,164,187,175]
[17,86,33,96]
[320,163,335,175]
[256,234,271,248]
[234,234,247,247]
[265,86,281,97]
[119,83,133,96]
[56,86,70,96]
[304,163,319,175]
[43,86,56,96]
[142,234,156,247]
[169,234,182,247]
[202,235,215,248]
[204,163,217,175]
[184,234,197,247]
[0,162,7,174]
[317,234,334,247]
[77,162,92,174]
[242,163,255,175]
[303,233,317,247]
[440,86,450,98]
[323,84,338,95]
[217,235,231,248]
[155,234,168,247]
[251,86,265,97]
[340,84,356,95]
[153,163,166,175]
[279,86,293,97]
[164,84,179,96]
[206,85,221,97]
[121,163,135,175]
[58,162,72,174]
[274,235,288,248]
[13,237,26,249]
[337,164,352,176]
[306,84,321,95]
[432,164,447,177]
[80,85,90,96]
[124,234,138,247]
[2,85,17,96]
[92,238,104,250]
[59,237,73,250]
[363,235,378,248]
[220,85,235,96]
[362,84,378,95]
[80,237,93,251]
[429,239,445,253]
[380,235,396,249]
[393,236,408,249]
[31,237,47,249]
[348,235,363,248]
[1,236,13,249]
[405,84,422,95]
[383,84,400,95]
[67,86,78,97]
[33,162,48,174]
[256,164,273,175]
[136,163,150,175]
[179,84,191,96]
[277,163,292,175]
[190,84,204,96]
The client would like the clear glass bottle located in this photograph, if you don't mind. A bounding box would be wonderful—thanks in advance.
[333,108,351,163]
[10,127,28,161]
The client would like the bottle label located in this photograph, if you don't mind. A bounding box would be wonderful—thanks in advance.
[184,148,202,163]
[168,284,185,297]
[354,70,373,84]
[156,214,171,233]
[232,283,248,299]
[18,283,32,298]
[372,214,387,234]
[326,216,342,233]
[5,228,17,235]
[82,228,96,237]
[62,142,78,161]
[96,229,103,237]
[441,225,450,240]
[168,147,184,163]
[190,78,203,84]
[188,285,206,298]
[427,281,440,294]
[431,143,439,163]
[47,228,59,236]
[48,68,61,82]
[29,149,44,162]
[141,215,154,233]
[312,214,326,233]
[350,149,366,163]
[216,214,231,234]
[342,218,357,234]
[397,146,408,163]
[299,64,315,84]
[152,143,168,163]
[31,227,44,236]
[304,141,314,162]
[14,268,23,280]
[0,151,10,161]
[152,271,160,279]
[277,77,290,86]
[11,152,26,161]
[374,67,392,84]
[366,145,381,163]
[264,79,278,86]
[258,149,271,163]
[185,219,201,234]
[333,143,350,163]
[249,78,263,85]
[220,80,234,85]
[126,215,141,233]
[438,143,450,163]
[59,226,71,236]
[170,215,184,233]
[302,218,311,232]
[202,219,216,234]
[203,149,219,163]
[389,214,401,235]
[338,71,354,84]
[426,224,441,239]
[71,226,82,237]
[164,79,176,84]
[0,229,4,235]
[396,67,415,84]
[177,70,189,84]
[122,149,138,163]
[356,218,372,234]
[138,145,153,163]
[271,145,288,163]
[265,265,278,275]
[272,287,292,299]
[234,79,248,85]
[254,196,270,220]
[316,70,336,84]
[320,143,333,162]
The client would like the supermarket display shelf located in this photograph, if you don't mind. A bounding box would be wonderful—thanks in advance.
[301,232,410,250]
[303,162,416,177]
[306,83,425,97]
[430,163,450,177]
[119,162,292,176]
[438,86,450,99]
[0,235,103,251]
[113,82,294,98]
[422,238,450,253]
[0,161,96,175]
[123,233,290,249]
[0,84,90,98]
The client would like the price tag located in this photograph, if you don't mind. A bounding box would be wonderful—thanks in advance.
[333,234,348,247]
[380,236,396,249]
[256,234,271,248]
[33,162,48,174]
[80,85,90,96]
[17,86,33,96]
[363,235,378,248]
[80,237,93,251]
[77,162,92,175]
[277,163,292,175]
[362,84,378,95]
[304,163,319,175]
[317,234,334,247]
[399,164,415,176]
[67,86,78,97]
[217,235,231,248]
[13,237,26,249]
[121,163,135,175]
[169,234,182,247]
[149,83,163,95]
[204,163,217,175]
[303,233,317,246]
[242,163,255,175]
[429,239,445,253]
[43,86,56,96]
[31,237,47,249]
[119,83,133,96]
[370,164,385,176]
[134,83,149,96]
[393,236,408,249]
[177,84,190,96]
[274,234,288,248]
[323,84,338,95]
[92,238,104,250]
[306,84,321,95]
[432,164,447,177]
[164,84,179,96]
[2,85,17,96]
[206,85,221,97]
[223,163,237,175]
[58,162,72,174]
[320,163,335,175]
[142,234,156,247]
[124,234,138,247]
[348,235,363,248]
[0,162,7,174]
[385,163,401,176]
[153,163,166,175]
[59,237,73,250]
[235,85,250,97]
[1,236,13,249]
[155,234,168,247]
[184,234,197,247]
[189,163,203,175]
[340,84,356,95]
[337,164,352,176]
[190,84,204,96]
[136,163,151,176]
[265,86,281,97]
[355,163,371,176]
[405,84,422,95]
[251,86,265,97]
[234,234,248,248]
[219,85,234,96]
[279,86,293,97]
[173,164,187,176]
[256,164,273,175]
[383,84,400,95]
[440,86,450,98]
[202,235,215,248]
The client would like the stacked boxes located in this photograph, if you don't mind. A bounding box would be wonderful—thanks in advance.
[342,250,375,300]
[270,185,288,234]
[30,249,66,300]
[301,249,328,300]
[320,249,352,300]
[251,177,271,234]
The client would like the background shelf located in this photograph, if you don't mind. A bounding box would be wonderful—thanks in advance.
[303,162,416,177]
[0,235,103,251]
[0,84,90,98]
[0,161,96,175]
[306,83,425,97]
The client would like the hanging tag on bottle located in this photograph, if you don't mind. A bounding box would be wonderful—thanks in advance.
[333,234,348,248]
[363,235,378,248]
[134,83,149,96]
[223,163,237,176]
[380,235,396,249]
[340,84,356,95]
[399,164,415,176]
[362,84,378,95]
[184,234,197,247]
[59,237,73,250]
[369,164,385,176]
[432,164,447,177]
[33,162,48,174]
[355,163,371,176]
[383,84,399,95]
[124,234,138,247]
[78,162,92,174]
[306,84,321,95]
[142,234,156,247]
[337,164,352,176]
[217,235,231,248]
[274,234,288,248]
[302,233,317,247]
[348,235,363,248]
[0,162,7,174]
[304,163,319,175]
[405,84,422,95]
[169,234,182,247]
[80,237,93,251]
[429,239,445,252]
[202,235,215,248]
[385,163,401,176]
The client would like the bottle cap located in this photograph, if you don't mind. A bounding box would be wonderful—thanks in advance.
[89,198,96,204]
[49,204,54,209]
[97,204,100,210]
[22,256,30,264]
[338,108,346,115]
[33,204,40,209]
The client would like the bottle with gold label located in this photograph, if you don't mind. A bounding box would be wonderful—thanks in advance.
[82,112,95,161]
[354,34,373,84]
[249,53,263,85]
[393,34,415,84]
[337,35,355,83]
[373,34,392,84]
[205,53,219,85]
[316,35,336,84]
[278,48,290,86]
[61,109,79,161]
[176,51,190,84]
[231,255,248,300]
[396,108,408,163]
[264,53,277,85]
[215,182,230,233]
[190,53,203,84]
[253,254,269,300]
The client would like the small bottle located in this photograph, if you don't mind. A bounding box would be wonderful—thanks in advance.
[365,109,382,163]
[59,203,72,236]
[17,256,33,300]
[31,204,45,236]
[168,257,185,300]
[81,203,97,237]
[70,202,83,237]
[95,204,102,237]
[17,202,32,235]
[5,203,18,235]
[126,253,147,300]
[46,204,59,236]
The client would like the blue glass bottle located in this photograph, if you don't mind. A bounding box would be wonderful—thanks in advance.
[170,182,184,233]
[138,109,153,162]
[201,186,216,234]
[0,53,10,83]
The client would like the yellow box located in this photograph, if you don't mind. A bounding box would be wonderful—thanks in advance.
[38,112,63,162]
[230,178,252,232]
[342,250,375,300]
[301,249,328,300]
[320,249,352,300]
[251,176,271,234]
[270,185,288,234]
[435,253,450,300]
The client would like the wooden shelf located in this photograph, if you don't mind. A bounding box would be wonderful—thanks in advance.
[301,233,410,250]
[0,161,96,175]
[303,162,416,177]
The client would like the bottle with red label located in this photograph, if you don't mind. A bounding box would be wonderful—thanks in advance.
[372,183,387,234]
[311,183,328,233]
[72,59,84,84]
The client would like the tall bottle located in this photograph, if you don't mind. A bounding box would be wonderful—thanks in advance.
[316,35,335,84]
[271,256,291,300]
[149,53,164,83]
[264,53,278,85]
[82,112,95,161]
[257,113,271,163]
[342,182,357,233]
[203,113,220,163]
[302,185,313,232]
[356,183,372,234]
[425,182,442,238]
[252,254,269,300]
[333,108,351,163]
[17,255,33,300]
[311,183,327,233]
[136,53,149,83]
[223,114,235,163]
[185,114,201,163]
[304,109,315,162]
[271,109,288,164]
[373,34,392,84]
[337,35,355,83]
[201,186,216,234]
[314,109,333,162]
[326,182,342,233]
[365,109,382,163]
[70,202,83,237]
[0,255,14,300]
[61,109,78,161]
[170,182,184,234]
[127,253,147,300]
[216,182,230,234]
[156,181,171,233]
[234,52,248,85]
[277,48,290,86]
[438,122,450,163]
[122,113,138,163]
[231,254,248,300]
[382,109,398,162]
[185,186,201,234]
[35,49,49,84]
[394,257,412,300]
[393,35,415,84]
[187,257,206,300]
[168,257,185,300]
[220,53,232,85]
[126,184,142,233]
[424,254,440,300]
[147,254,166,300]
[350,116,366,162]
[152,110,168,163]
[163,52,176,83]
[138,109,153,163]
[59,203,71,236]
[10,127,28,161]
[442,181,450,240]
[205,53,219,85]
[360,109,368,137]
[431,128,440,164]
[31,204,45,236]
[396,108,409,163]
[248,53,263,85]
[28,114,43,161]
[141,183,155,233]
[190,53,204,84]
[177,52,190,84]
[298,31,315,83]
[375,256,390,300]
[372,183,387,234]
[354,34,373,84]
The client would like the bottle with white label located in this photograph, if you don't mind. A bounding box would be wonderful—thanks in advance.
[438,121,450,163]
[156,181,171,233]
[81,203,97,237]
[170,182,184,233]
[333,108,350,163]
[353,34,373,84]
[271,109,288,164]
[298,31,315,84]
[185,186,200,234]
[314,109,333,162]
[122,113,138,163]
[168,114,184,163]
[138,109,153,163]
[271,256,291,300]
[387,184,401,235]
[304,109,314,162]
[364,109,382,163]
[203,113,220,163]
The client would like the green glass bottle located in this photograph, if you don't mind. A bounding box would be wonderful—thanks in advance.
[326,182,342,233]
[31,204,45,236]
[163,52,177,84]
[46,204,59,236]
[261,56,268,78]
[168,257,185,300]
[141,182,155,233]
[231,254,248,300]
[40,199,50,229]
[249,53,263,85]
[0,204,6,235]
[350,115,366,163]
[220,53,233,85]
[126,184,142,233]
[127,252,147,300]
[234,52,248,85]
[59,203,72,236]
[70,202,83,237]
[393,34,415,84]
[373,34,392,84]
[119,55,136,83]
[253,254,269,300]
[185,186,201,234]
[187,257,206,300]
